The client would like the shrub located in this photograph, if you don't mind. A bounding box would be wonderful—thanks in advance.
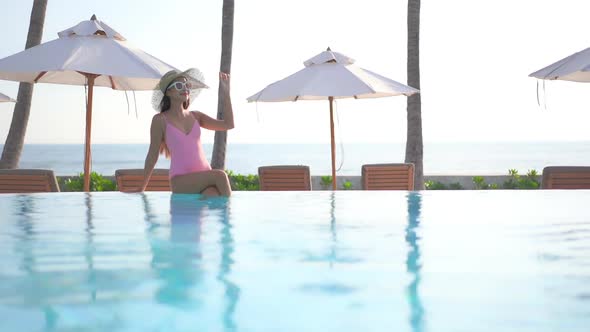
[448,182,464,190]
[472,176,494,190]
[320,176,333,189]
[502,169,539,189]
[425,180,447,190]
[63,172,117,192]
[425,180,464,190]
[341,180,353,190]
[226,170,259,191]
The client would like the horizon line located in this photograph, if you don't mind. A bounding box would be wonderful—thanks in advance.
[5,139,590,145]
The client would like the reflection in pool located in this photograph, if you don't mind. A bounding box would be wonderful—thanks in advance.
[0,190,589,331]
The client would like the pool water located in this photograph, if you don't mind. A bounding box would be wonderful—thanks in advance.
[0,190,589,331]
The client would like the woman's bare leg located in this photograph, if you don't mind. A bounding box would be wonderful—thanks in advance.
[170,170,232,196]
[201,186,221,196]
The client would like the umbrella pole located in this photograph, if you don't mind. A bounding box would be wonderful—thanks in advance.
[83,75,97,192]
[329,97,336,190]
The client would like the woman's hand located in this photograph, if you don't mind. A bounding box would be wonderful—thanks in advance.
[220,72,230,91]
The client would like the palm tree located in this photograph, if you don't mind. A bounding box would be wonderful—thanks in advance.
[210,0,234,170]
[0,0,48,169]
[405,0,424,189]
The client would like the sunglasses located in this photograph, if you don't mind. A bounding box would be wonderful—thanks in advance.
[166,81,193,91]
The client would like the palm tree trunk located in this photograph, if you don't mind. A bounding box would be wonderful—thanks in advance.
[405,0,424,190]
[211,0,234,170]
[0,0,48,169]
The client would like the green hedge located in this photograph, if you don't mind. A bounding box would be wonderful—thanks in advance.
[58,168,541,191]
[62,172,117,192]
[226,170,259,191]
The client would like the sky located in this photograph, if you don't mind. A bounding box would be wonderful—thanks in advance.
[1,0,590,144]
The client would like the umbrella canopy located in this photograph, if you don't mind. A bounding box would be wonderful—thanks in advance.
[0,92,16,103]
[529,47,590,82]
[248,50,418,101]
[247,48,419,189]
[0,15,178,191]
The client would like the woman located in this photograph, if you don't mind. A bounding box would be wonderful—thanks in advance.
[132,68,234,196]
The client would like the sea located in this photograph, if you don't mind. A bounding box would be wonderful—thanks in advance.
[1,141,589,176]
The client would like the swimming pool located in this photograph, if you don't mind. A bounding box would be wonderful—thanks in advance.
[0,190,588,331]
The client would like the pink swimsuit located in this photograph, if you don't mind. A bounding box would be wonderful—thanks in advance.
[164,115,211,179]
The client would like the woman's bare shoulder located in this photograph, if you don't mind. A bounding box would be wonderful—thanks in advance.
[151,113,166,127]
[190,110,204,120]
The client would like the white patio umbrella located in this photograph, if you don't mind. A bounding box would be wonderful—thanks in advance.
[0,92,16,103]
[0,15,183,191]
[529,47,590,82]
[247,48,419,189]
